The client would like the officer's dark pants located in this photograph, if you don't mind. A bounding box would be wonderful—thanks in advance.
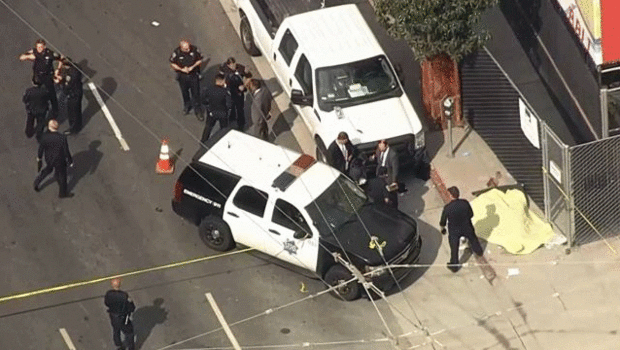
[177,73,201,113]
[35,163,68,197]
[230,98,245,130]
[201,116,229,143]
[448,231,483,265]
[25,111,47,141]
[66,91,83,132]
[37,74,58,118]
[109,314,135,350]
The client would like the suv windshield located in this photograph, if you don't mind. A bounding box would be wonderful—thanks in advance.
[316,55,401,111]
[305,175,367,238]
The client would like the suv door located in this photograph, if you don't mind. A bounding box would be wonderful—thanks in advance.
[264,198,319,272]
[223,184,269,253]
[271,29,298,95]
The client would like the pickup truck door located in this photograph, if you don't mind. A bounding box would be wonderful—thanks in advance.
[271,28,299,96]
[263,198,319,272]
[222,183,270,253]
[290,53,319,135]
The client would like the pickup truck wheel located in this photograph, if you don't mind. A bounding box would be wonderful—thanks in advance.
[325,264,361,301]
[240,16,260,56]
[199,217,235,252]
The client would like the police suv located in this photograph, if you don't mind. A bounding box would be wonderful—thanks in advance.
[172,129,421,300]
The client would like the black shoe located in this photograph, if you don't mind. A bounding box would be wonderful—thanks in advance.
[34,184,40,192]
[59,193,74,199]
[183,106,191,115]
[447,263,460,273]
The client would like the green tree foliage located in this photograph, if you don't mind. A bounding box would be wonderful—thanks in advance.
[373,0,498,62]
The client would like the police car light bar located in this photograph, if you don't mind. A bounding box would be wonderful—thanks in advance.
[272,154,317,191]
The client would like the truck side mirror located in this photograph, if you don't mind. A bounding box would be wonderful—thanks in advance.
[294,230,311,240]
[291,89,313,107]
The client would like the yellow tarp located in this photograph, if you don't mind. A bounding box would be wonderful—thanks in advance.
[471,189,554,255]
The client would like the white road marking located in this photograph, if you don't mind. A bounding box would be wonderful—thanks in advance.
[217,0,315,154]
[58,328,77,350]
[205,292,242,350]
[87,82,131,151]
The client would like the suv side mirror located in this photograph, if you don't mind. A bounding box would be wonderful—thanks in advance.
[291,89,313,107]
[293,230,311,240]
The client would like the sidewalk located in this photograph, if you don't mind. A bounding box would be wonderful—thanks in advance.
[387,125,620,349]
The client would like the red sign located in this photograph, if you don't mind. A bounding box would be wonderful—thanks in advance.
[601,0,620,64]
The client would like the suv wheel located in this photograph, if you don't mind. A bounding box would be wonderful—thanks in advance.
[199,217,235,252]
[325,264,361,301]
[240,15,260,56]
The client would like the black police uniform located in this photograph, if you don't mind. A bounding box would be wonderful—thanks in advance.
[58,63,83,133]
[220,63,247,130]
[104,289,136,350]
[31,48,60,118]
[201,84,232,142]
[22,84,50,141]
[34,131,73,198]
[169,45,202,115]
[439,198,484,268]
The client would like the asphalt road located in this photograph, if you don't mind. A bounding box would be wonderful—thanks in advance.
[0,0,424,349]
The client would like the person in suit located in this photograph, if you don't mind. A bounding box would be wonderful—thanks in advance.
[34,119,74,198]
[247,79,272,141]
[104,278,136,350]
[22,77,50,141]
[370,139,399,208]
[439,186,484,272]
[327,131,355,173]
[201,73,232,142]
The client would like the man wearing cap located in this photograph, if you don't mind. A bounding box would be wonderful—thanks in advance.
[34,119,74,198]
[169,39,204,120]
[22,77,50,141]
[104,279,136,350]
[54,57,83,135]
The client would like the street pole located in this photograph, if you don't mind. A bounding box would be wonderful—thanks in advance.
[448,117,453,158]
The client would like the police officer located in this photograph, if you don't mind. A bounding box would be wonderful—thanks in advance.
[104,278,136,350]
[22,77,50,141]
[55,57,83,134]
[19,39,62,118]
[34,119,74,198]
[220,57,248,130]
[169,40,203,120]
[201,73,231,142]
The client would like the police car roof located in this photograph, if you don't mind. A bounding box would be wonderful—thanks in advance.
[284,4,383,68]
[197,130,340,206]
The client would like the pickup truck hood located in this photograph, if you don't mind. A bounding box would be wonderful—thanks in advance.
[325,204,417,266]
[321,96,422,144]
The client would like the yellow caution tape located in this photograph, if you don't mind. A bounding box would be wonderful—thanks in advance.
[299,282,308,293]
[0,247,254,303]
[369,239,386,250]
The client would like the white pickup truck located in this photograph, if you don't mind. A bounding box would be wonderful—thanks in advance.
[236,0,427,173]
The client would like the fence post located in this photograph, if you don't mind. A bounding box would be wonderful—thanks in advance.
[542,122,551,222]
[563,144,574,249]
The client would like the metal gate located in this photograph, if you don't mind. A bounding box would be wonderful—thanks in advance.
[569,135,620,245]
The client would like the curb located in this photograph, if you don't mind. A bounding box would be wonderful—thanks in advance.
[429,164,451,204]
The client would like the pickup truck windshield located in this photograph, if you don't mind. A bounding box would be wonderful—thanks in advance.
[316,55,401,111]
[305,175,367,238]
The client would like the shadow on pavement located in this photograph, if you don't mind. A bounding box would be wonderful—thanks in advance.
[68,140,104,193]
[133,298,168,349]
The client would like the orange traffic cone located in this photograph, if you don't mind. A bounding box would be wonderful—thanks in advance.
[156,139,174,174]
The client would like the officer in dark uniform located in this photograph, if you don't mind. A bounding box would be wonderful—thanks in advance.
[19,39,62,118]
[201,73,232,142]
[169,40,203,120]
[104,278,136,350]
[22,77,50,141]
[439,186,484,272]
[34,119,74,198]
[220,57,248,130]
[55,57,83,134]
